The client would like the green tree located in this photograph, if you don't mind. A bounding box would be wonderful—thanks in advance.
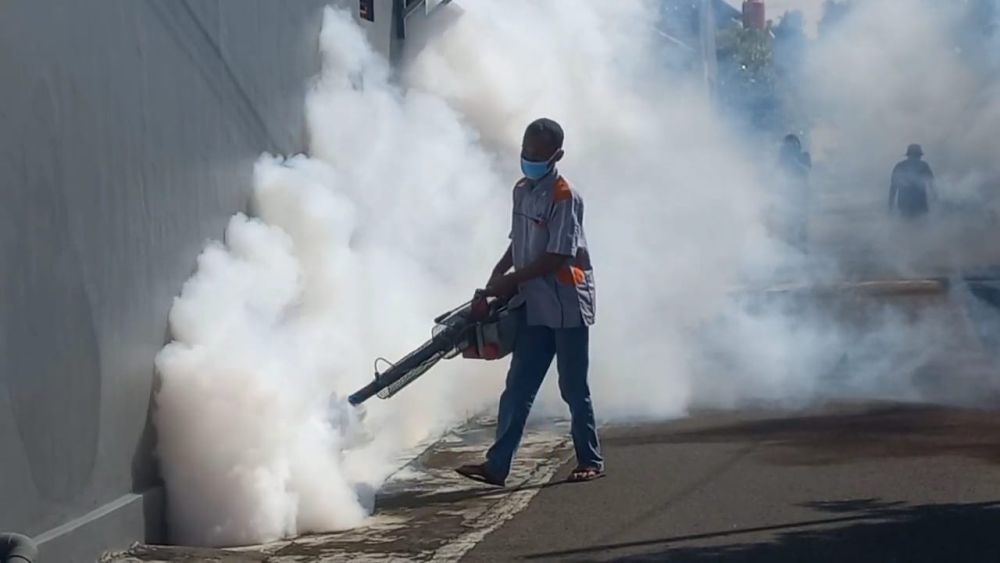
[716,22,779,129]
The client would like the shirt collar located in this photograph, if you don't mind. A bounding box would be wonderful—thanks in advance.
[527,167,559,193]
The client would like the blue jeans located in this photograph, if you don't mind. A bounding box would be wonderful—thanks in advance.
[485,322,603,480]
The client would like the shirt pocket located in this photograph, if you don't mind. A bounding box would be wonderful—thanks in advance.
[530,197,551,226]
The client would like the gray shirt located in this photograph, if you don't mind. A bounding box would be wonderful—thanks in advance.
[509,171,596,328]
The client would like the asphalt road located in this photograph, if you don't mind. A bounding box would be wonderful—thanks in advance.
[467,403,1000,562]
[107,403,1000,562]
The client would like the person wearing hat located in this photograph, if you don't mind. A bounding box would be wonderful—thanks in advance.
[889,144,936,218]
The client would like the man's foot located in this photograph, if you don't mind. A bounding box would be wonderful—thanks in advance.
[567,465,605,483]
[456,463,506,487]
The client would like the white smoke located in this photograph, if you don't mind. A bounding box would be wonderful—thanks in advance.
[404,0,780,419]
[696,0,1000,407]
[767,0,828,37]
[155,1,780,545]
[153,214,371,545]
[800,0,1000,274]
[154,7,513,546]
[153,0,1000,549]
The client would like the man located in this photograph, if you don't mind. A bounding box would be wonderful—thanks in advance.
[777,134,812,250]
[779,134,811,182]
[889,144,936,218]
[456,118,603,486]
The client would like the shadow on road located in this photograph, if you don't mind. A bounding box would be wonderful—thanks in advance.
[525,499,1000,562]
[604,403,1000,466]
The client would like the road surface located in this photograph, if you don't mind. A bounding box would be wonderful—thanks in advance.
[470,404,1000,562]
[107,402,1000,562]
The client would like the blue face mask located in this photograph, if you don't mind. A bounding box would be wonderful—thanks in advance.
[521,157,554,180]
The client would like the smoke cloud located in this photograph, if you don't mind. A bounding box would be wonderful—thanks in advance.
[153,0,1000,548]
[403,0,780,419]
[798,0,1000,275]
[697,0,1000,407]
[154,7,513,545]
[768,0,828,37]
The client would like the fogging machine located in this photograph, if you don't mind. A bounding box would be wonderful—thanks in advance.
[347,293,522,406]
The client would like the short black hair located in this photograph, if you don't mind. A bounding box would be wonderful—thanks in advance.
[525,118,564,151]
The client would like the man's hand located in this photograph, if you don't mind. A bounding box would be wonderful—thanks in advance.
[484,253,569,297]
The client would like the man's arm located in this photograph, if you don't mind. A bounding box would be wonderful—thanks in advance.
[488,244,513,284]
[485,253,568,297]
[888,167,899,211]
[486,188,581,297]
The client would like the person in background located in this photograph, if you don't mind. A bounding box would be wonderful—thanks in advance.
[777,133,812,250]
[455,118,604,487]
[889,144,936,219]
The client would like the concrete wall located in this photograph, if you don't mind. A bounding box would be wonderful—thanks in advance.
[0,1,416,560]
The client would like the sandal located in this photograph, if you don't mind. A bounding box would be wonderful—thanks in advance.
[568,465,605,483]
[456,463,506,487]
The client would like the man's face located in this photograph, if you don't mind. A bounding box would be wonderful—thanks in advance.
[521,132,559,163]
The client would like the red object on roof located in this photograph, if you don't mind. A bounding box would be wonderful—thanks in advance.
[743,0,766,29]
